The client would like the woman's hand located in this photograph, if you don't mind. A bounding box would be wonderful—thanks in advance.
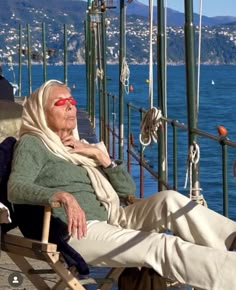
[62,136,111,168]
[52,191,87,240]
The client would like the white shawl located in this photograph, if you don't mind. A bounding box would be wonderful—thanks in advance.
[20,80,126,227]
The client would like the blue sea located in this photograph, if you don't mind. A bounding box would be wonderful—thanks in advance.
[4,64,236,221]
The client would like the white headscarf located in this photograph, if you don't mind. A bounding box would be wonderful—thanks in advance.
[20,80,126,227]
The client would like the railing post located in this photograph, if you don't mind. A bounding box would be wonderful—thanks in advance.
[172,121,178,190]
[139,109,144,198]
[184,0,201,199]
[127,103,131,173]
[221,139,228,216]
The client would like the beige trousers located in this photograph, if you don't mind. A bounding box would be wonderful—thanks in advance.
[68,190,236,290]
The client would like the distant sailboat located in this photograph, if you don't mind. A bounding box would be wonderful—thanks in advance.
[211,80,215,85]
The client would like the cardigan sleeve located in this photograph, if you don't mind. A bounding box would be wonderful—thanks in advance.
[8,135,58,205]
[102,160,136,197]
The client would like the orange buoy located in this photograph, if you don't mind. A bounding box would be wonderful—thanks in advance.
[217,125,227,136]
[129,85,134,92]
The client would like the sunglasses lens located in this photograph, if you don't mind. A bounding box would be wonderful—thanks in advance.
[55,99,66,106]
[69,97,76,105]
[55,97,76,106]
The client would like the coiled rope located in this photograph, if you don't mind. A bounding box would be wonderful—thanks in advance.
[96,68,104,80]
[120,58,130,94]
[184,142,207,206]
[139,107,162,147]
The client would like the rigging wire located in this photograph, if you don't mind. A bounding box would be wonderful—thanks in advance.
[148,0,153,109]
[164,0,167,118]
[196,0,203,112]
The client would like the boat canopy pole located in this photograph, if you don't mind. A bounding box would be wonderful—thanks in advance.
[85,3,96,128]
[157,0,168,191]
[42,22,47,83]
[18,24,22,97]
[26,24,32,95]
[118,0,125,159]
[184,0,204,203]
[101,10,109,146]
[64,24,68,85]
[86,1,108,143]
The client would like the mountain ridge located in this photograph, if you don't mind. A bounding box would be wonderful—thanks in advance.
[1,0,236,27]
[112,0,236,26]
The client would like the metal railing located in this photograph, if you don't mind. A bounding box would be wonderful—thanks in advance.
[105,93,236,218]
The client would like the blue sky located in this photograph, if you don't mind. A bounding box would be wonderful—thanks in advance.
[138,0,236,17]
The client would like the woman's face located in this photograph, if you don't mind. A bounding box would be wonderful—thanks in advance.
[44,86,77,137]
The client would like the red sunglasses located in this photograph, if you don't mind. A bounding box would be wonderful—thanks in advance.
[54,97,76,106]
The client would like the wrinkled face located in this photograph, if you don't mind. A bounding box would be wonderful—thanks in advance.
[44,86,77,137]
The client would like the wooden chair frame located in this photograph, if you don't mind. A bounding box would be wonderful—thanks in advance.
[1,201,123,290]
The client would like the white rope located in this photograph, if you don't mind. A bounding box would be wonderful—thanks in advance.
[184,142,207,206]
[184,143,200,193]
[96,68,104,80]
[120,57,130,94]
[120,4,130,95]
[184,142,200,193]
[139,107,162,147]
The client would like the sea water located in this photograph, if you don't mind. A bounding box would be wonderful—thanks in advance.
[106,64,236,220]
[4,63,236,221]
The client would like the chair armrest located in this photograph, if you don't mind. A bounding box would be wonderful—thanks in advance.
[41,200,62,243]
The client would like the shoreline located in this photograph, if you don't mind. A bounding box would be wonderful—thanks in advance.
[6,62,236,66]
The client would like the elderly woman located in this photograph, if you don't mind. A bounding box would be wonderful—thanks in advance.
[8,80,236,290]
